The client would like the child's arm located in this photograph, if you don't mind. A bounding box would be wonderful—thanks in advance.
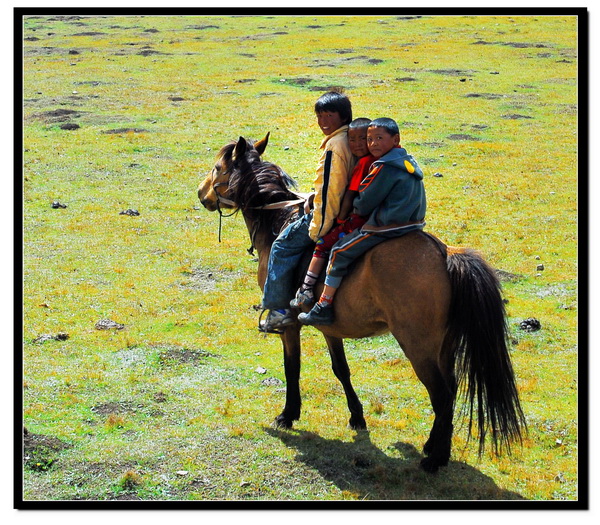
[309,146,354,241]
[337,189,357,222]
[354,165,396,218]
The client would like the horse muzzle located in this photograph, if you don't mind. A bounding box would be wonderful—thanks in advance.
[199,194,219,212]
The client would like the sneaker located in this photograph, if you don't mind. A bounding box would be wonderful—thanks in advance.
[258,309,294,333]
[290,287,315,309]
[297,303,334,326]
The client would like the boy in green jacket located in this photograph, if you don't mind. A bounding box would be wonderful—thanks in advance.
[298,117,426,326]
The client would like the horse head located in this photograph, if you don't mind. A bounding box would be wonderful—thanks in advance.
[198,133,270,211]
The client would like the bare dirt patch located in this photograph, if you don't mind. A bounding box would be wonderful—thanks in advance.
[23,428,71,472]
[285,77,313,86]
[429,68,477,76]
[465,93,505,100]
[495,269,525,283]
[446,134,481,141]
[472,40,553,49]
[502,114,534,120]
[28,108,83,123]
[308,85,347,92]
[414,141,446,149]
[24,46,68,56]
[311,55,384,68]
[91,401,139,415]
[72,31,106,37]
[137,48,169,56]
[102,128,151,134]
[32,332,69,344]
[186,24,220,30]
[176,267,239,292]
[154,344,219,366]
[25,104,130,128]
[91,399,166,420]
[240,31,289,41]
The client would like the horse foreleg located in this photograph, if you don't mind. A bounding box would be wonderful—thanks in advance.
[273,325,302,428]
[324,335,366,430]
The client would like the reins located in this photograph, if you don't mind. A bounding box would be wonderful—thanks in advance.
[213,180,238,243]
[250,198,306,210]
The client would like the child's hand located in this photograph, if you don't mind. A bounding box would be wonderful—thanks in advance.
[304,193,315,214]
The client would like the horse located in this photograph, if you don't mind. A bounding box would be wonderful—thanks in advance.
[197,133,526,473]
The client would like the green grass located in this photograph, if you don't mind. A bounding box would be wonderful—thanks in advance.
[21,12,580,503]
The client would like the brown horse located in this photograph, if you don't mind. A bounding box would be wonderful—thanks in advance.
[197,133,525,473]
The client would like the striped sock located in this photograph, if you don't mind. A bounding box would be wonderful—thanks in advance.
[318,294,334,308]
[301,271,319,291]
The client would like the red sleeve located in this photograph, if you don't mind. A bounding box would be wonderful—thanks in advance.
[348,155,375,191]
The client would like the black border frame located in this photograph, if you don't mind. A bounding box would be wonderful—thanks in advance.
[14,6,590,511]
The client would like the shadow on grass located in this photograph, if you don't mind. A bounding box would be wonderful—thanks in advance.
[265,427,525,501]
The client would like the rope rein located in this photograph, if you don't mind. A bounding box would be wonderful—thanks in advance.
[214,181,238,243]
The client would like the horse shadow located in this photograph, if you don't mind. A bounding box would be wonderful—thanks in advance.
[265,427,525,502]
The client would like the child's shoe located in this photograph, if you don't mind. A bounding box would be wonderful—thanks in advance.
[297,303,334,326]
[258,309,294,333]
[290,287,314,308]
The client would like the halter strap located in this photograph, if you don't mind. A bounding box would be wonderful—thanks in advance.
[215,195,238,208]
[251,197,305,210]
[216,192,308,211]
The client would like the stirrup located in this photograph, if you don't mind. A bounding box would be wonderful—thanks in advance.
[258,309,288,334]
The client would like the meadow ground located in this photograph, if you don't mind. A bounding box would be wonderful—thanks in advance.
[20,12,581,504]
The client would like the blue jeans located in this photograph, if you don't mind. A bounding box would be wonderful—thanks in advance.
[262,212,315,310]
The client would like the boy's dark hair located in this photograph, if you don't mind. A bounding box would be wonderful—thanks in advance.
[349,117,372,130]
[314,89,353,125]
[369,117,400,137]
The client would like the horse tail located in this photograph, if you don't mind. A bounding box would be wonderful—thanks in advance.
[444,247,526,455]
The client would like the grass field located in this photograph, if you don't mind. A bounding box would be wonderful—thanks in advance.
[20,11,581,504]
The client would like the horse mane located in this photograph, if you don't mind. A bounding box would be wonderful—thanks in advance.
[221,139,299,214]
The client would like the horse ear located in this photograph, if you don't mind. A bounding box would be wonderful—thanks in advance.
[232,136,248,162]
[254,132,270,156]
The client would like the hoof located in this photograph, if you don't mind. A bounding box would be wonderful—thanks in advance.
[420,455,448,473]
[272,415,294,429]
[423,439,434,456]
[349,416,367,431]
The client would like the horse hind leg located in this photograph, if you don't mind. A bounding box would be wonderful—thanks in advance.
[418,359,456,473]
[324,335,366,430]
[396,334,457,473]
[421,371,457,472]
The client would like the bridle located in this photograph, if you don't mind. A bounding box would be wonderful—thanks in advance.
[209,168,237,242]
[209,166,306,249]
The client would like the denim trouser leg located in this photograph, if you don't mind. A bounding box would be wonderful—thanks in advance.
[262,212,315,310]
